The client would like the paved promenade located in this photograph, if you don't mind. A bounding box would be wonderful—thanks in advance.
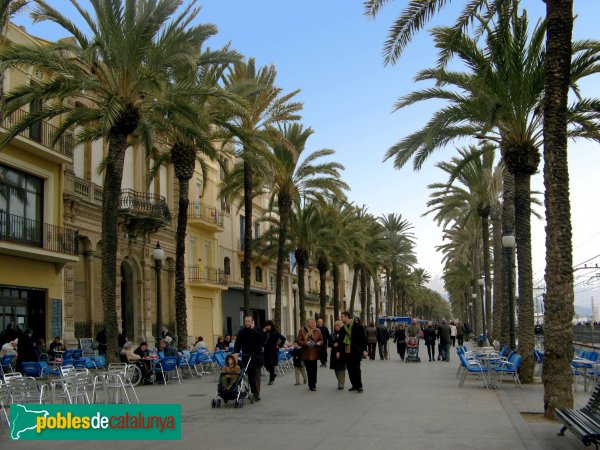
[2,346,590,449]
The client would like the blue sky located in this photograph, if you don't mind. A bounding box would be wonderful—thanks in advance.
[13,0,600,310]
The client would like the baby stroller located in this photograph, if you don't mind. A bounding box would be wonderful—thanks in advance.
[406,337,421,363]
[211,356,254,408]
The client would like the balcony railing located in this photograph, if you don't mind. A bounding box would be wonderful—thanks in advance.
[0,210,79,255]
[73,177,104,204]
[188,202,224,227]
[2,107,74,158]
[187,266,229,285]
[118,189,170,222]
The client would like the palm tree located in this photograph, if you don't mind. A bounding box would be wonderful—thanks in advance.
[222,59,302,315]
[262,124,346,329]
[383,11,600,382]
[0,0,208,360]
[0,0,28,119]
[541,0,576,418]
[152,46,244,351]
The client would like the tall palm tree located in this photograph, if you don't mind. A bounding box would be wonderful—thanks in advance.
[0,0,28,119]
[383,11,600,382]
[0,0,208,361]
[541,0,579,417]
[222,59,302,315]
[364,0,593,415]
[152,47,244,351]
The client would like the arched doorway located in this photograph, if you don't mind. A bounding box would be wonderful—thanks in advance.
[120,260,135,341]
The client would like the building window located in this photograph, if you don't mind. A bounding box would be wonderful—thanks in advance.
[0,164,44,245]
[270,276,274,291]
[255,267,263,283]
[224,257,231,275]
[240,261,245,279]
[254,222,259,239]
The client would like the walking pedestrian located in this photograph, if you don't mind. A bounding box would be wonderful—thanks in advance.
[263,320,286,385]
[423,322,436,361]
[234,316,265,401]
[438,319,452,362]
[330,320,347,390]
[339,312,367,392]
[407,319,421,339]
[291,344,307,385]
[393,324,407,361]
[296,318,324,391]
[365,322,377,360]
[456,321,465,347]
[316,318,331,367]
[376,323,390,360]
[450,321,457,347]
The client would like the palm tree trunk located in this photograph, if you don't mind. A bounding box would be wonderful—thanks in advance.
[275,195,291,330]
[101,132,128,363]
[481,213,492,340]
[514,172,535,384]
[243,159,253,315]
[349,264,359,315]
[386,267,392,316]
[174,177,190,351]
[360,266,367,321]
[296,249,307,327]
[317,257,328,321]
[491,206,503,343]
[472,253,482,337]
[542,0,575,418]
[332,264,340,320]
[374,275,381,321]
[501,166,515,349]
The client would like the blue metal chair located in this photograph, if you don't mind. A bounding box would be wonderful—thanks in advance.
[493,354,523,388]
[458,354,488,388]
[154,356,180,386]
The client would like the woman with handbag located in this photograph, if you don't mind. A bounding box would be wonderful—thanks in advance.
[393,324,407,361]
[296,318,323,391]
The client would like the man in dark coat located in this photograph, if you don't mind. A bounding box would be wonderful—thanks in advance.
[423,322,437,361]
[234,316,265,401]
[316,319,331,367]
[438,319,452,362]
[376,324,390,360]
[339,312,367,393]
[16,328,37,372]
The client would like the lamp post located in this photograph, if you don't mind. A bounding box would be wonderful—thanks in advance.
[471,292,478,337]
[502,232,516,350]
[478,277,486,343]
[153,242,165,347]
[291,282,299,337]
[468,302,473,337]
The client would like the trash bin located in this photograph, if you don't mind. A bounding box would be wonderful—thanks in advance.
[478,334,485,347]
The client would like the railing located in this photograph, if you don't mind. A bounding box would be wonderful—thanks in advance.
[0,210,79,256]
[187,202,224,227]
[2,107,74,158]
[187,266,229,285]
[118,189,170,222]
[73,177,104,203]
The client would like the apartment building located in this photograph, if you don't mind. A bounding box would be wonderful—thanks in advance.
[0,24,79,345]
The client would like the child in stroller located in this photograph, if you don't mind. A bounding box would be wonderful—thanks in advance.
[212,354,253,408]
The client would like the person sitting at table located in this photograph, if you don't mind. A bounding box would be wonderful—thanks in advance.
[36,338,47,359]
[193,336,207,351]
[132,342,153,384]
[223,335,232,348]
[215,336,227,350]
[1,339,17,356]
[120,342,140,361]
[161,337,178,357]
[48,336,64,358]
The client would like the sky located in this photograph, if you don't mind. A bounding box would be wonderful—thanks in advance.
[12,0,600,311]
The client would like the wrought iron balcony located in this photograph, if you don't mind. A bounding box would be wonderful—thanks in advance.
[2,107,74,159]
[118,188,170,223]
[187,265,229,285]
[0,210,79,256]
[187,201,224,232]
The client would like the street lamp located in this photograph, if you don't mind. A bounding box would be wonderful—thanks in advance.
[291,282,299,337]
[468,301,473,338]
[153,242,165,347]
[478,277,486,343]
[502,231,517,350]
[471,292,477,336]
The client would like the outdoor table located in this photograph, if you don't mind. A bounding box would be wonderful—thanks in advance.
[479,354,502,388]
[572,358,596,392]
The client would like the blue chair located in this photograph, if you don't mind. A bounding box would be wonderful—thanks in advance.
[71,349,83,360]
[178,353,197,378]
[458,354,488,388]
[63,349,74,360]
[1,354,15,373]
[154,356,181,386]
[21,362,44,378]
[493,354,523,388]
[62,359,86,369]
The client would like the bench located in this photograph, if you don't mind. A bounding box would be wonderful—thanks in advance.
[556,383,600,449]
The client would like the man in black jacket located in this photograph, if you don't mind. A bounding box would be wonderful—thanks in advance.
[316,319,331,367]
[438,319,452,362]
[339,312,367,393]
[376,324,390,360]
[234,316,265,401]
